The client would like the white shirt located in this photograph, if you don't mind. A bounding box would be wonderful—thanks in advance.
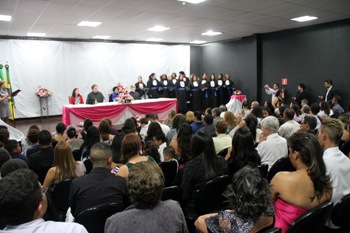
[1,219,88,233]
[278,120,300,139]
[139,121,150,141]
[323,147,350,228]
[158,142,167,162]
[213,134,232,154]
[257,133,288,170]
[158,122,171,136]
[264,87,278,102]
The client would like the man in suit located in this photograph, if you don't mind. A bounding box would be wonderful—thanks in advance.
[69,142,128,218]
[319,79,336,103]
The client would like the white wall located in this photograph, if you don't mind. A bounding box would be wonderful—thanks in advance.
[0,39,190,118]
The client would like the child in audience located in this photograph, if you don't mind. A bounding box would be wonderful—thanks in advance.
[5,139,28,164]
[153,132,167,162]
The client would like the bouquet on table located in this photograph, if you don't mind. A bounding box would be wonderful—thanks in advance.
[35,85,52,97]
[233,89,242,95]
[116,83,132,102]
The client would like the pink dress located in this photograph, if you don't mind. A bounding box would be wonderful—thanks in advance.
[274,198,308,233]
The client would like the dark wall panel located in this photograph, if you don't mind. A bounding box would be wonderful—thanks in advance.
[192,37,258,103]
[261,19,350,109]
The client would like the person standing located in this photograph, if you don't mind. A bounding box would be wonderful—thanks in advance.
[0,81,12,123]
[292,83,307,107]
[147,73,160,99]
[160,74,170,98]
[189,74,201,111]
[70,88,84,105]
[208,74,217,108]
[135,76,146,99]
[222,73,234,104]
[264,83,279,102]
[319,79,336,103]
[176,73,188,114]
[86,84,104,104]
[200,73,209,111]
[216,73,224,106]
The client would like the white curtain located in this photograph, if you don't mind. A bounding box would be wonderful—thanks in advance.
[0,39,190,118]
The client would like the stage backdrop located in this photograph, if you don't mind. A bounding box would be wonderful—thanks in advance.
[0,39,190,118]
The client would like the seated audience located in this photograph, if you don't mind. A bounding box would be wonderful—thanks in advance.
[116,133,156,179]
[169,123,192,167]
[0,159,28,178]
[164,109,176,129]
[70,142,127,218]
[181,131,228,217]
[186,111,195,124]
[241,100,250,119]
[52,122,67,143]
[149,113,171,136]
[153,132,167,162]
[98,120,114,144]
[167,114,186,142]
[197,114,216,138]
[144,122,163,143]
[190,111,204,134]
[80,126,101,160]
[331,95,344,118]
[143,141,161,163]
[299,115,317,134]
[257,116,288,170]
[223,111,237,134]
[0,148,10,170]
[195,167,274,233]
[212,107,222,125]
[245,114,262,145]
[28,130,54,184]
[105,161,188,233]
[271,132,332,233]
[0,169,88,233]
[25,128,41,158]
[318,100,332,119]
[318,118,350,229]
[43,141,86,191]
[21,124,40,155]
[226,128,261,177]
[212,120,232,154]
[278,108,300,139]
[5,139,28,163]
[66,126,84,151]
[77,118,93,140]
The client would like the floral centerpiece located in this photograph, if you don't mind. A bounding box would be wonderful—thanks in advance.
[233,89,242,95]
[116,83,132,102]
[35,85,52,97]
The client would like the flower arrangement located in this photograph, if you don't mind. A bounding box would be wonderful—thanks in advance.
[35,85,52,97]
[116,83,132,102]
[233,89,242,95]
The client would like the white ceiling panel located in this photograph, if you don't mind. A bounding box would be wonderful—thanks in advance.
[0,0,348,44]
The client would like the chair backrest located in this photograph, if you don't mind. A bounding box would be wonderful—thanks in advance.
[162,185,182,204]
[260,228,282,233]
[159,161,178,186]
[217,148,229,157]
[51,179,73,211]
[75,202,123,233]
[286,201,333,233]
[267,156,295,181]
[331,193,350,228]
[72,150,81,161]
[258,164,268,178]
[194,175,230,215]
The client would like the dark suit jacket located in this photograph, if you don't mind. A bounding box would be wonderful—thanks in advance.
[325,86,336,102]
[28,146,54,184]
[69,167,128,217]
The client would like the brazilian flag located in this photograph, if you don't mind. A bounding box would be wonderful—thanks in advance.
[1,64,15,120]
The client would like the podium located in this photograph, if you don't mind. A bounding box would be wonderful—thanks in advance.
[39,97,50,121]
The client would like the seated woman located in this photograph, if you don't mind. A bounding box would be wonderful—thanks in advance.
[105,161,188,233]
[77,118,93,140]
[181,130,228,217]
[43,141,86,190]
[98,120,114,144]
[270,132,332,233]
[116,133,155,179]
[169,123,192,167]
[52,122,67,143]
[70,88,84,105]
[109,86,120,102]
[195,167,274,233]
[226,127,261,178]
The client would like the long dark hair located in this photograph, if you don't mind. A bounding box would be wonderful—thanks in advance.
[245,114,258,142]
[288,132,332,201]
[228,128,260,176]
[177,123,192,163]
[191,130,219,179]
[71,88,79,97]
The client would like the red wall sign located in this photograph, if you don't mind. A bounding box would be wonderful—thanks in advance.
[282,78,288,85]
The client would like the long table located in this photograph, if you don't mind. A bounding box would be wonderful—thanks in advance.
[62,98,177,126]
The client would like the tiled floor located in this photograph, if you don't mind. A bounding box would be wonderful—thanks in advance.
[12,115,63,135]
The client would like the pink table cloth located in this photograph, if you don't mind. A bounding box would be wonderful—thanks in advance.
[62,98,177,126]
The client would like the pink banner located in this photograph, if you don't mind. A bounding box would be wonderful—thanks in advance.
[230,94,247,102]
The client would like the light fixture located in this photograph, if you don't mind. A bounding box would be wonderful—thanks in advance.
[145,38,163,42]
[92,35,111,39]
[77,21,101,27]
[0,15,12,22]
[27,32,46,37]
[190,40,207,44]
[147,26,170,32]
[291,16,318,22]
[201,31,223,36]
[178,0,206,4]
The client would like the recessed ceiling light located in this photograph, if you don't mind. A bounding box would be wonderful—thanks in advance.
[0,15,12,22]
[145,38,163,42]
[178,0,206,4]
[77,21,101,27]
[27,32,46,37]
[291,16,318,22]
[201,31,223,36]
[92,35,111,39]
[147,26,170,32]
[190,40,207,44]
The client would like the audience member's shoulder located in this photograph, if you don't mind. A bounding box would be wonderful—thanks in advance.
[45,221,88,233]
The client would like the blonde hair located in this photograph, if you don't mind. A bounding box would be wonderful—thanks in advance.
[224,111,237,130]
[186,111,195,123]
[54,141,77,181]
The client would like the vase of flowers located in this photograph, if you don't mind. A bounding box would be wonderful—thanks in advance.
[35,85,52,97]
[116,83,132,102]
